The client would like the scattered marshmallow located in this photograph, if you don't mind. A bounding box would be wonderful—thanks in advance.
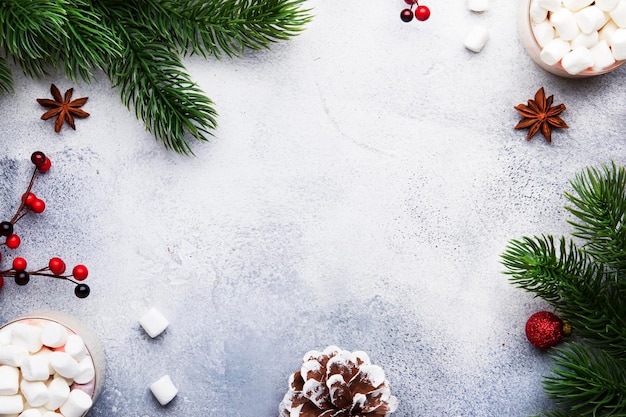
[45,377,70,411]
[540,38,572,64]
[596,0,620,11]
[0,365,19,395]
[551,8,580,40]
[464,25,490,52]
[40,323,67,349]
[610,0,626,26]
[58,389,92,417]
[591,39,617,69]
[561,46,594,73]
[139,307,170,338]
[468,0,489,12]
[0,395,24,414]
[150,375,178,406]
[611,28,626,58]
[19,381,48,408]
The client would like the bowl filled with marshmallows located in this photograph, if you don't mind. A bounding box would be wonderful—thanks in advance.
[0,312,105,417]
[519,0,626,76]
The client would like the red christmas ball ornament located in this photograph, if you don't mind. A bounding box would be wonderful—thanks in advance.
[525,311,570,349]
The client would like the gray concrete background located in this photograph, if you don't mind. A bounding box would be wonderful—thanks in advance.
[0,1,625,416]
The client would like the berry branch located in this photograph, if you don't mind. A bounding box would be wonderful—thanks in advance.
[0,151,90,298]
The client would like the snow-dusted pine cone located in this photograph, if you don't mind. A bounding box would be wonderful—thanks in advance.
[278,345,399,417]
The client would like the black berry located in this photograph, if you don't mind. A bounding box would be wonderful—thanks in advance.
[30,151,47,167]
[401,8,414,22]
[0,221,13,237]
[75,284,90,298]
[15,271,29,285]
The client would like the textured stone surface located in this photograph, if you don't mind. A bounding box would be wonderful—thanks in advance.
[0,1,624,416]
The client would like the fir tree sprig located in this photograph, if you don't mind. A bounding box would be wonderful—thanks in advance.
[501,162,626,417]
[0,0,311,154]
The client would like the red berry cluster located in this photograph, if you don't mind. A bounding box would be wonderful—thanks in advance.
[401,0,431,22]
[0,151,90,298]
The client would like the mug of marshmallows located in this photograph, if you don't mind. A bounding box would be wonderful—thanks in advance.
[519,0,626,76]
[0,312,105,417]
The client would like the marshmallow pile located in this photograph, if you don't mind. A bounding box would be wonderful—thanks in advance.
[530,0,626,74]
[0,319,95,417]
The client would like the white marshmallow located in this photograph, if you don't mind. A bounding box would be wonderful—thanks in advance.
[58,389,92,417]
[40,323,67,349]
[463,25,490,52]
[44,378,70,411]
[571,30,599,48]
[72,357,95,385]
[19,381,49,408]
[10,324,42,354]
[18,409,43,417]
[551,8,581,40]
[0,345,28,367]
[540,38,572,64]
[468,0,489,12]
[0,366,19,395]
[599,19,619,43]
[48,352,79,379]
[63,335,86,361]
[532,21,556,47]
[0,328,11,346]
[539,0,561,12]
[561,46,594,73]
[150,375,178,406]
[611,27,626,58]
[530,0,549,22]
[139,308,170,338]
[0,395,24,414]
[596,0,620,11]
[20,352,51,382]
[610,0,626,26]
[42,412,64,417]
[591,39,617,69]
[563,0,594,11]
[575,6,607,33]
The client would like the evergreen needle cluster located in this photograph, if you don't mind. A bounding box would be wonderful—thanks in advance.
[501,162,626,417]
[0,0,311,154]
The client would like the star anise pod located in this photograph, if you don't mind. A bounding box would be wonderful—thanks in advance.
[36,84,90,133]
[514,87,568,143]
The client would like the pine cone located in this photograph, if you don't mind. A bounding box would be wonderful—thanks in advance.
[278,345,399,417]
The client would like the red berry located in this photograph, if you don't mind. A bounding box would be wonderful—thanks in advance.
[12,257,27,271]
[22,192,36,207]
[37,157,52,173]
[30,199,46,214]
[72,265,89,281]
[404,0,416,4]
[49,257,66,275]
[401,8,414,22]
[31,151,47,166]
[415,5,431,21]
[6,234,20,249]
[0,276,4,290]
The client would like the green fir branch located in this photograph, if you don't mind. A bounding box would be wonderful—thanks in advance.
[565,162,626,274]
[502,162,626,417]
[544,342,626,416]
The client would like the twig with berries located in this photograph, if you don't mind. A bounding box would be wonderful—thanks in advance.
[401,0,431,23]
[0,151,90,298]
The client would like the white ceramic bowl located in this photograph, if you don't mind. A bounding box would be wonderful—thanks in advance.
[0,311,105,416]
[518,0,625,77]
